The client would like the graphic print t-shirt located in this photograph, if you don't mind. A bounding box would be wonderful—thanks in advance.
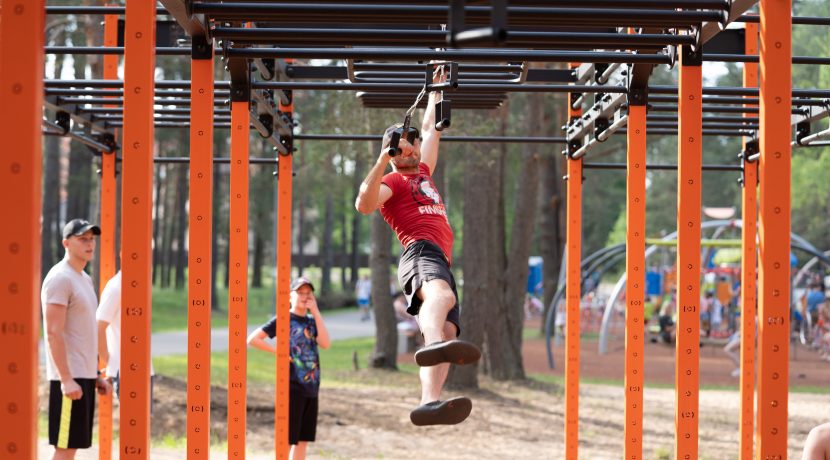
[380,162,454,264]
[262,313,320,397]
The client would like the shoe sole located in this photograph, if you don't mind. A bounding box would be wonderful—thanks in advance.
[410,397,473,426]
[415,340,482,367]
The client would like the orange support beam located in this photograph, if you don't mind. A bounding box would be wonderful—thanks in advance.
[228,100,250,458]
[0,1,45,458]
[187,38,215,459]
[275,85,295,459]
[97,10,120,460]
[564,62,582,460]
[738,20,758,460]
[675,46,702,460]
[120,2,156,457]
[625,102,647,460]
[757,0,791,457]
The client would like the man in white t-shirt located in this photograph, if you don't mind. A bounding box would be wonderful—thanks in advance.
[42,219,111,459]
[97,270,154,402]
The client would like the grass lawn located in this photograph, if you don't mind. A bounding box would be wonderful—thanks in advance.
[151,286,357,332]
[153,337,420,386]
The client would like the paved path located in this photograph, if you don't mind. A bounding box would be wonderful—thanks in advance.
[151,309,375,356]
[40,309,375,362]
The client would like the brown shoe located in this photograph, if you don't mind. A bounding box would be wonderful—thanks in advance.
[410,397,473,426]
[414,340,481,367]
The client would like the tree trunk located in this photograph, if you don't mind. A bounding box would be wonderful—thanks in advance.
[152,162,165,285]
[340,203,348,289]
[161,167,176,289]
[320,192,334,294]
[350,147,364,289]
[369,209,397,369]
[447,143,494,389]
[252,232,265,289]
[42,30,65,277]
[174,164,189,289]
[539,107,566,332]
[210,163,222,310]
[296,195,306,276]
[483,107,508,380]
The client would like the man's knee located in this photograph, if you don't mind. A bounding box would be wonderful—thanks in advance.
[420,279,455,307]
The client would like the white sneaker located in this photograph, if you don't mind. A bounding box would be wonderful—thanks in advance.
[731,368,741,378]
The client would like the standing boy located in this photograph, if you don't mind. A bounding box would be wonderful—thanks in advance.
[247,277,330,460]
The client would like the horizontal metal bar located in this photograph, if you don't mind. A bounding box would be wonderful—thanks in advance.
[703,54,830,65]
[616,128,753,137]
[154,156,279,164]
[212,26,693,49]
[648,114,759,123]
[43,80,830,98]
[738,14,830,26]
[195,3,723,27]
[583,162,743,171]
[55,97,229,107]
[227,47,673,64]
[45,46,205,56]
[649,85,830,99]
[42,120,113,152]
[295,134,568,143]
[45,6,169,15]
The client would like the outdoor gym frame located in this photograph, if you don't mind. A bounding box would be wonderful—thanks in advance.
[0,0,808,459]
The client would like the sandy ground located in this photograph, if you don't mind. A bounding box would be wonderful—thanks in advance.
[40,367,828,460]
[37,333,830,459]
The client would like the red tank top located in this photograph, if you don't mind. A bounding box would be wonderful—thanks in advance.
[380,163,454,264]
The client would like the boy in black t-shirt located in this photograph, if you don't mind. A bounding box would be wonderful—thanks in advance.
[248,277,330,460]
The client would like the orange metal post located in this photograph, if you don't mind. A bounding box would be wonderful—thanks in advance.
[0,1,45,458]
[564,63,582,460]
[675,46,702,460]
[228,101,250,458]
[275,86,295,459]
[120,2,156,457]
[97,10,120,460]
[187,38,215,460]
[757,0,791,457]
[738,20,758,460]
[625,102,647,460]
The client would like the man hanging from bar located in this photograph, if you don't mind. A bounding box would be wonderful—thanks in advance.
[355,63,481,426]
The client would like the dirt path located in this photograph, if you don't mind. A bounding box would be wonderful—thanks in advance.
[141,370,824,460]
[38,332,830,459]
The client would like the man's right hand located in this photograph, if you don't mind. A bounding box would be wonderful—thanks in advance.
[61,379,83,400]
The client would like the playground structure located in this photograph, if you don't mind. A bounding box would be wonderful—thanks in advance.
[1,1,826,459]
[544,219,830,357]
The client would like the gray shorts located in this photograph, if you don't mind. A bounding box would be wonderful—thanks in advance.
[397,240,461,337]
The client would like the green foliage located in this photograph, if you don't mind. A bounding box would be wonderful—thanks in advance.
[152,337,410,386]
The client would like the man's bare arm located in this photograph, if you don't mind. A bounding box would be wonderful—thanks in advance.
[420,66,447,173]
[247,328,277,354]
[355,154,393,214]
[46,303,83,399]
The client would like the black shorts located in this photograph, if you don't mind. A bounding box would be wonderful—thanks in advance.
[48,379,96,449]
[289,388,318,445]
[397,240,461,337]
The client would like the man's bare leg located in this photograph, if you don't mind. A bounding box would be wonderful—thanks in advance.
[52,448,76,460]
[415,279,457,403]
[290,441,308,460]
[420,321,457,404]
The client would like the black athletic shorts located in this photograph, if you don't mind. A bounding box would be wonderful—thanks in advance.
[397,240,461,337]
[48,379,96,449]
[289,388,318,445]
